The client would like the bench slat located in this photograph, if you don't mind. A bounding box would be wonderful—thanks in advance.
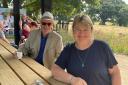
[22,57,67,85]
[0,56,24,85]
[0,39,68,85]
[0,45,49,85]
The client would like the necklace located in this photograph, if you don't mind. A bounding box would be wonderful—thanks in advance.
[77,47,90,68]
[75,40,93,68]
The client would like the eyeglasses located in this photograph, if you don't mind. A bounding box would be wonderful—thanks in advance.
[73,28,91,32]
[41,22,52,26]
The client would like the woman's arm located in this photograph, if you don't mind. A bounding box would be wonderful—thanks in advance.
[108,65,121,85]
[19,20,22,30]
[51,64,87,85]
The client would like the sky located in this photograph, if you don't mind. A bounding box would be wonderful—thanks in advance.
[122,0,128,4]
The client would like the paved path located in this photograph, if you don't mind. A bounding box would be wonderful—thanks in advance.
[115,54,128,85]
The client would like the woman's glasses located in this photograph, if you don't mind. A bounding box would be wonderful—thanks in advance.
[73,28,91,32]
[41,22,52,26]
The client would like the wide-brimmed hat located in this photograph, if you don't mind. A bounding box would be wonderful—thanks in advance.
[42,11,54,20]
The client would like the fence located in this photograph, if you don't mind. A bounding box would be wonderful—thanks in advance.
[55,22,73,31]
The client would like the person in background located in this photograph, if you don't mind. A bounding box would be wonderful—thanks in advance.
[19,14,28,30]
[4,12,14,29]
[17,11,63,69]
[19,21,38,46]
[51,14,121,85]
[29,21,38,31]
[19,15,31,43]
[20,23,31,43]
[0,21,10,43]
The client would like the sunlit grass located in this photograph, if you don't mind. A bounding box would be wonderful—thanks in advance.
[59,25,128,55]
[57,29,74,45]
[94,25,128,55]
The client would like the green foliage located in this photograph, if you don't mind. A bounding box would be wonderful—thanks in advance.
[52,0,83,21]
[117,5,128,26]
[99,0,118,25]
[87,0,128,26]
[0,0,101,21]
[86,5,100,22]
[85,0,101,5]
[21,0,40,20]
[20,0,101,21]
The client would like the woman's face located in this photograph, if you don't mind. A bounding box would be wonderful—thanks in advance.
[73,24,92,43]
[40,19,53,36]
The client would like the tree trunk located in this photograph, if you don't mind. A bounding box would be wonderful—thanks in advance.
[40,0,52,15]
[13,0,20,47]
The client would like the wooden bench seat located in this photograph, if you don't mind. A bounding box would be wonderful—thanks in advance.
[0,56,24,85]
[0,45,49,85]
[0,39,67,85]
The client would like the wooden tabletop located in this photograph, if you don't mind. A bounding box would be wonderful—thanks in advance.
[0,39,67,85]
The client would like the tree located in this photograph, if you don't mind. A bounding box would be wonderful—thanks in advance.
[0,0,12,8]
[117,5,128,26]
[52,0,101,21]
[98,0,118,25]
[93,0,128,25]
[2,0,8,8]
[22,0,41,20]
[20,0,100,21]
[86,4,101,23]
[40,0,52,15]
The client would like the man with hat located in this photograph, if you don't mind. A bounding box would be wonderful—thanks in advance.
[17,11,63,69]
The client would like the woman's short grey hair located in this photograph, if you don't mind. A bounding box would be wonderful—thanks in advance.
[72,14,93,30]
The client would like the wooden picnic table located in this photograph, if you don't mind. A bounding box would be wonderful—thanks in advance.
[0,39,67,85]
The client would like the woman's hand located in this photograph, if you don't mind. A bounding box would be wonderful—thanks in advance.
[70,76,87,85]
